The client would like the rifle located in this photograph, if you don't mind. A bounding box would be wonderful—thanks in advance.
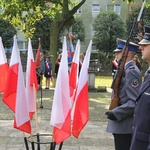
[108,0,146,110]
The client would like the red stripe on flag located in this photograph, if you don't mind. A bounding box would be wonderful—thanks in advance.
[53,111,71,144]
[72,82,89,138]
[14,118,31,134]
[0,63,8,92]
[69,62,78,97]
[30,60,38,91]
[2,64,18,112]
[35,43,41,68]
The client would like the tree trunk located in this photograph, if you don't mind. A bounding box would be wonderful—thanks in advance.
[50,21,60,74]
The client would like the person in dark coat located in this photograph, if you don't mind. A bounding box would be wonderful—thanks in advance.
[44,56,52,89]
[54,54,62,77]
[36,52,45,88]
[105,38,142,150]
[130,25,150,150]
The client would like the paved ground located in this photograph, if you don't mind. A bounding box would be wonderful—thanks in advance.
[0,88,114,150]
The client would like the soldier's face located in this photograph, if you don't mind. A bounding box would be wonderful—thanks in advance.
[139,44,150,64]
[115,52,122,61]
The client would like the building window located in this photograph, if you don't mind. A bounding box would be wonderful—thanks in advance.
[107,4,121,15]
[92,4,100,13]
[114,4,121,14]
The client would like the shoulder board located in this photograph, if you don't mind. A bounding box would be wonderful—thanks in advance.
[129,66,135,70]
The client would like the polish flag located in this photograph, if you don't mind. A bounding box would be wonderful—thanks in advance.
[26,38,38,119]
[50,37,71,144]
[0,37,9,93]
[35,42,41,68]
[72,40,92,138]
[69,39,80,97]
[2,36,31,133]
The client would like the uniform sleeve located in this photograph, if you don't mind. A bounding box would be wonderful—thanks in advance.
[112,68,142,121]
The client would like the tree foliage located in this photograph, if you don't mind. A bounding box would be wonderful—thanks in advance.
[60,17,85,44]
[126,5,150,43]
[71,18,85,44]
[0,0,86,72]
[93,11,126,55]
[0,18,16,48]
[31,15,52,50]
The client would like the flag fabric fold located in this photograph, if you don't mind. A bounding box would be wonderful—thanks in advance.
[50,36,71,144]
[69,39,80,97]
[14,61,31,134]
[35,42,41,68]
[35,41,45,79]
[2,36,31,134]
[72,40,92,138]
[26,38,38,119]
[0,37,9,93]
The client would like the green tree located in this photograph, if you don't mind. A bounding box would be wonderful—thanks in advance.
[31,16,85,56]
[31,15,52,51]
[60,17,85,45]
[71,18,85,44]
[0,18,16,48]
[126,6,150,42]
[93,11,126,55]
[0,0,86,71]
[126,6,150,73]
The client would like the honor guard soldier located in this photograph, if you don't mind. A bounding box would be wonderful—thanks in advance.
[130,25,150,150]
[105,38,142,150]
[112,48,123,78]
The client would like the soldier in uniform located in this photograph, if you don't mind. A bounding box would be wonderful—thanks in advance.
[105,38,142,150]
[130,25,150,150]
[112,48,123,78]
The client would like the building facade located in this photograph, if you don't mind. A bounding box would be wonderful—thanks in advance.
[75,0,143,52]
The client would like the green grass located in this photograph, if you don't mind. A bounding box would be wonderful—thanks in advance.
[95,76,112,88]
[41,75,113,88]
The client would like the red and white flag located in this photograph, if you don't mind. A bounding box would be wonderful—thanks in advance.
[26,38,38,119]
[69,39,80,97]
[72,40,92,138]
[35,42,41,68]
[50,37,71,144]
[0,37,9,93]
[2,36,31,133]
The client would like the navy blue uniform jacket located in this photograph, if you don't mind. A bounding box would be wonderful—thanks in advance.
[130,72,150,150]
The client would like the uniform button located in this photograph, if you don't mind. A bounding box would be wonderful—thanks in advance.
[132,126,134,129]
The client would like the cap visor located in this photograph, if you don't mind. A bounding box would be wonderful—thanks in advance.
[139,39,150,45]
[113,48,122,53]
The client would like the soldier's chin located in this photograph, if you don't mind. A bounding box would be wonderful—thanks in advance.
[142,55,147,61]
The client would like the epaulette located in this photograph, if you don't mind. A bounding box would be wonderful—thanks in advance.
[129,66,135,70]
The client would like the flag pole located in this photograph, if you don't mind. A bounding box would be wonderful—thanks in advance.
[38,38,43,109]
[33,83,40,149]
[30,133,35,150]
[39,78,43,109]
[50,128,55,150]
[22,132,29,150]
[33,84,39,133]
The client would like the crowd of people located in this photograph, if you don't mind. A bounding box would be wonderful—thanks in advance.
[36,50,84,90]
[105,25,150,150]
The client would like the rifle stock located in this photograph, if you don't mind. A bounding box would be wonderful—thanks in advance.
[108,0,146,110]
[109,46,129,110]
